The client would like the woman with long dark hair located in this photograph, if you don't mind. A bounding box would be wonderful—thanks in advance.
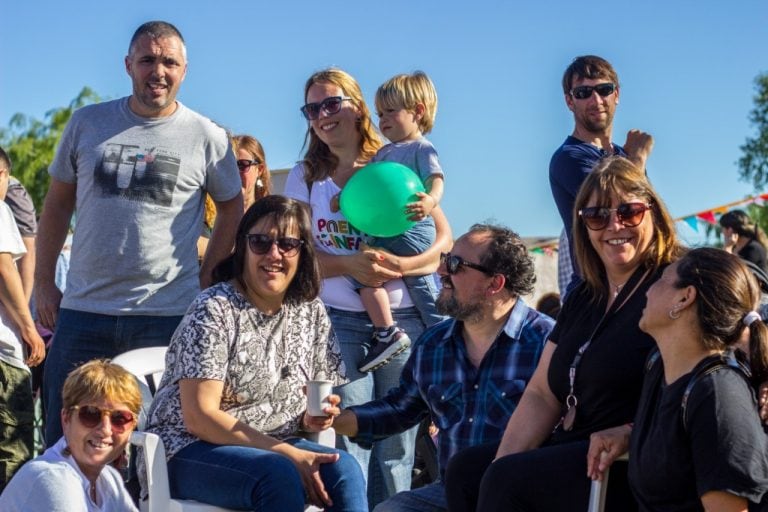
[143,196,366,511]
[720,209,768,271]
[627,248,768,511]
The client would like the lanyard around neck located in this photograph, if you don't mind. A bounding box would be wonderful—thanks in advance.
[564,267,652,419]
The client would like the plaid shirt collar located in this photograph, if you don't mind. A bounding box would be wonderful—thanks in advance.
[438,297,532,346]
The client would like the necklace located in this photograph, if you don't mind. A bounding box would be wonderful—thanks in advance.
[608,279,627,299]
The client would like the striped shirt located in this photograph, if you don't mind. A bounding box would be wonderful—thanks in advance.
[349,298,555,477]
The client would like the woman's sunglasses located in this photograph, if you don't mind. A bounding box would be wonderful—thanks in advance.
[246,234,304,256]
[236,159,261,171]
[71,405,135,433]
[570,83,616,100]
[579,202,653,231]
[300,96,352,120]
[440,252,494,275]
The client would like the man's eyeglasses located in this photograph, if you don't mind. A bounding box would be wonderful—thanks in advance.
[570,83,616,100]
[70,405,135,433]
[300,96,352,120]
[236,159,261,171]
[440,252,494,275]
[246,234,304,256]
[579,202,653,231]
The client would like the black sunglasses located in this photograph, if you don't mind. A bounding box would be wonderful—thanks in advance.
[236,159,261,171]
[246,234,304,256]
[570,83,616,100]
[440,252,494,275]
[70,405,135,433]
[579,202,653,231]
[300,96,352,120]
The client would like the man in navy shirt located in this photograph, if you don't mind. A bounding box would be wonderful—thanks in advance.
[329,223,555,512]
[550,55,654,293]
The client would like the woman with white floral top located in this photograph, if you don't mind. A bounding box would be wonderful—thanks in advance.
[143,195,367,511]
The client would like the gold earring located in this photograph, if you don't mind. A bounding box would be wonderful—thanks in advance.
[669,307,681,320]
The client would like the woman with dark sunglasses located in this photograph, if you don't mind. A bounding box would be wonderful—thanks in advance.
[0,359,141,511]
[445,156,683,511]
[198,134,271,263]
[284,68,453,507]
[142,196,366,511]
[233,134,271,211]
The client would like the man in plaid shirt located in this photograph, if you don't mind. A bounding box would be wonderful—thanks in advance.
[330,223,555,512]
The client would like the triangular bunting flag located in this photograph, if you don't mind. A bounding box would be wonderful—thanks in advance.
[697,211,717,224]
[683,216,699,232]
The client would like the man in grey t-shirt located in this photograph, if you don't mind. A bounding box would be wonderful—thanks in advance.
[35,20,243,443]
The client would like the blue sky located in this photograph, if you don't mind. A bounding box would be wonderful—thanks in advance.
[2,0,767,244]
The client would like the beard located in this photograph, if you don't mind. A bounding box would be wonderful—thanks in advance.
[580,108,615,134]
[436,289,484,323]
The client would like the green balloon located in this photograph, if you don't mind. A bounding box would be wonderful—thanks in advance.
[340,161,425,237]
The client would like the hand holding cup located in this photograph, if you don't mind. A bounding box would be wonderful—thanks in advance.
[303,380,341,432]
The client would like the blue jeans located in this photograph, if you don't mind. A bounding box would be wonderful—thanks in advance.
[364,218,443,327]
[328,307,423,510]
[168,438,367,511]
[43,309,182,445]
[373,482,447,512]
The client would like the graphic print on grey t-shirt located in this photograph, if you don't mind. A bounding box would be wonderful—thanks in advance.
[95,142,180,206]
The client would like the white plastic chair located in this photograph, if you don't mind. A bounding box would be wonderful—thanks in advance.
[114,346,333,512]
[587,453,629,512]
[112,346,168,430]
[130,430,235,512]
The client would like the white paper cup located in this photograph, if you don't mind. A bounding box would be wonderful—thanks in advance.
[306,380,333,416]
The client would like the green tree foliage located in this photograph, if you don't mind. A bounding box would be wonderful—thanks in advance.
[731,73,768,244]
[0,87,100,209]
[739,73,768,190]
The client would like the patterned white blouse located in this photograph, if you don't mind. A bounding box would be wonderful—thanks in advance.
[145,281,346,460]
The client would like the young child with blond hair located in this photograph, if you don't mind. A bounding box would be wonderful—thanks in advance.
[351,71,446,372]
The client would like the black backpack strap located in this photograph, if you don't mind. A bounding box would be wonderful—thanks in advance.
[645,349,661,373]
[681,350,752,432]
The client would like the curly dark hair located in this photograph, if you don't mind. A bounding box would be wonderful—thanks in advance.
[469,223,536,297]
[212,195,320,304]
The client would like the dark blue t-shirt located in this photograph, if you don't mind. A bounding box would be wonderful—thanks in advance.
[549,136,627,290]
[549,135,627,238]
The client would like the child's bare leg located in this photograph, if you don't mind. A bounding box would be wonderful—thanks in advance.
[360,286,394,328]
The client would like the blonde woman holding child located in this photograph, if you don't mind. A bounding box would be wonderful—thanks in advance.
[285,67,452,508]
[335,71,447,373]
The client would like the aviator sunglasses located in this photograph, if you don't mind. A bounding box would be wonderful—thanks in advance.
[246,234,304,256]
[300,96,352,120]
[440,252,494,275]
[236,159,261,172]
[570,83,616,100]
[70,405,135,433]
[579,202,653,231]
